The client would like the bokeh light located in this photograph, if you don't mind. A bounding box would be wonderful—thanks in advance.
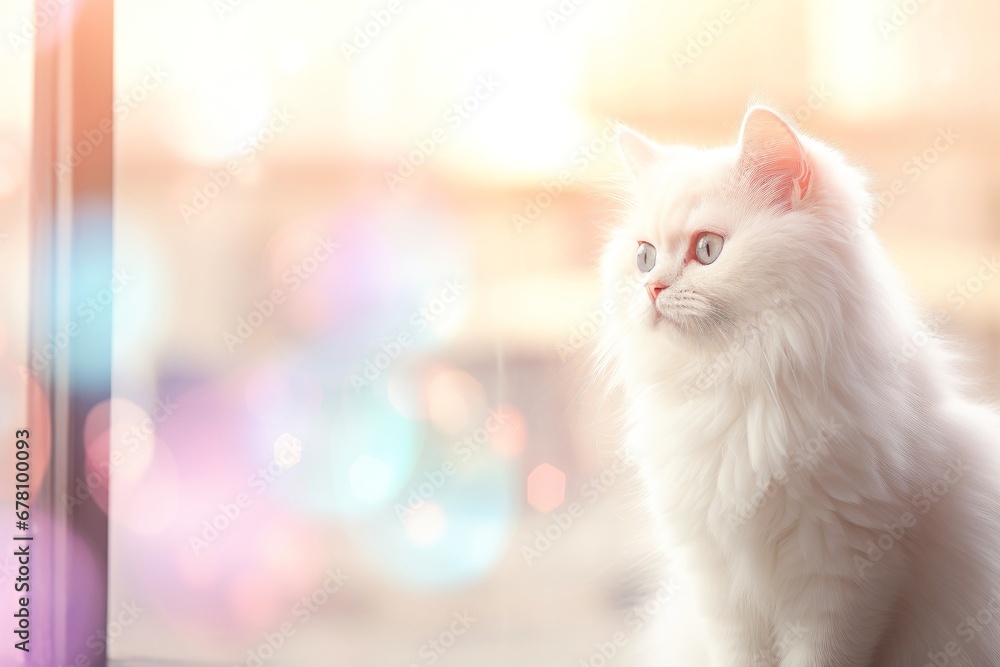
[403,501,447,547]
[159,46,274,163]
[83,398,158,514]
[385,367,425,420]
[243,363,323,432]
[424,364,487,436]
[527,463,566,513]
[348,450,519,588]
[108,435,180,534]
[111,222,173,373]
[4,0,991,664]
[324,392,422,517]
[488,403,527,458]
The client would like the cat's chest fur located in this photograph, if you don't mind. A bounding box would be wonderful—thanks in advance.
[628,378,898,568]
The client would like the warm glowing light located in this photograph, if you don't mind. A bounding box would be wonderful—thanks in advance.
[83,398,157,488]
[424,365,487,436]
[456,35,589,178]
[255,521,325,587]
[227,566,284,629]
[527,463,566,513]
[159,49,274,163]
[83,399,113,447]
[807,0,905,117]
[489,404,527,458]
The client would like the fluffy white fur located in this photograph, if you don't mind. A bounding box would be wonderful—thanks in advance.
[599,106,1000,667]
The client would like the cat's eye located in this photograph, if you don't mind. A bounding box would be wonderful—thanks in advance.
[636,242,656,272]
[694,232,724,265]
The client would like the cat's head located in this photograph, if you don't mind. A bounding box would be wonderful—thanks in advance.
[601,106,870,388]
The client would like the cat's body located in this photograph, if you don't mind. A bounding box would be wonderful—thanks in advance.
[600,107,1000,666]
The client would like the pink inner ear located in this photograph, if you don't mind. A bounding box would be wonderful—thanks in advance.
[738,109,811,205]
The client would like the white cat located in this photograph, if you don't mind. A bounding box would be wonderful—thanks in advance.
[599,106,1000,666]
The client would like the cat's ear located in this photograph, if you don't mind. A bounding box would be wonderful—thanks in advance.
[617,124,660,178]
[737,107,812,205]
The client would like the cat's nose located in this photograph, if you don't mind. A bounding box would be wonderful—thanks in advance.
[646,281,668,303]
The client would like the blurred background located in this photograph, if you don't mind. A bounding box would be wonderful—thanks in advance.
[1,0,1000,665]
